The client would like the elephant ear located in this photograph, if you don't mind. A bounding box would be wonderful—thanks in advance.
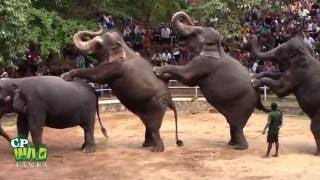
[109,41,127,61]
[10,84,27,113]
[200,43,222,59]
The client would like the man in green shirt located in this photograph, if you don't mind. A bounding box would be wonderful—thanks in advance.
[262,103,283,158]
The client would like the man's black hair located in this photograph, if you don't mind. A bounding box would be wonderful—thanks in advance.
[271,102,277,110]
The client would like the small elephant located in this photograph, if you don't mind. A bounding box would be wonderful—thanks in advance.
[250,34,320,156]
[153,12,269,150]
[0,76,107,153]
[62,29,183,152]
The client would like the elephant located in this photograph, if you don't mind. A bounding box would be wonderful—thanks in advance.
[61,29,183,152]
[0,76,107,153]
[250,34,320,156]
[153,12,269,150]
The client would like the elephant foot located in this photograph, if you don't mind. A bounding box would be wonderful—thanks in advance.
[142,141,155,147]
[151,141,164,152]
[228,140,237,146]
[81,143,96,153]
[152,67,161,77]
[251,79,261,88]
[314,150,320,156]
[234,143,248,150]
[61,72,73,81]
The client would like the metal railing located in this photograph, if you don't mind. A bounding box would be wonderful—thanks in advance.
[92,80,269,101]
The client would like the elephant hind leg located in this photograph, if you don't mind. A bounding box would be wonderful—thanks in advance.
[226,115,249,150]
[141,108,166,152]
[80,112,96,153]
[142,127,155,147]
[228,126,237,146]
[232,126,248,150]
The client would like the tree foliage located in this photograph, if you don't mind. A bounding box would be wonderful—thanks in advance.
[189,0,303,38]
[0,0,188,65]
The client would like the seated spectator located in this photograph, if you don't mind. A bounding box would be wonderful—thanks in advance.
[172,47,181,65]
[161,50,172,66]
[151,51,162,66]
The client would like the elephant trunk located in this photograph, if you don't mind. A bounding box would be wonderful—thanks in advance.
[171,12,196,36]
[251,35,277,61]
[73,29,104,53]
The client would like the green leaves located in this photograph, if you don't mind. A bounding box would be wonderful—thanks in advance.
[0,0,96,64]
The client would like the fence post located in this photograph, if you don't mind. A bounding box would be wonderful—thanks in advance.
[264,85,267,101]
[195,87,198,98]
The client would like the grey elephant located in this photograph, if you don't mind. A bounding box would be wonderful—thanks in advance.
[250,34,320,156]
[0,76,107,153]
[61,29,183,152]
[153,12,269,150]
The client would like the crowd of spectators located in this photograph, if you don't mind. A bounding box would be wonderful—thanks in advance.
[230,0,320,73]
[3,1,320,78]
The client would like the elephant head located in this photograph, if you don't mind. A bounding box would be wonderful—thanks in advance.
[73,29,132,62]
[250,35,315,71]
[172,12,224,58]
[0,83,26,115]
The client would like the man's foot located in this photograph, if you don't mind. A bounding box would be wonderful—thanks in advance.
[262,155,270,158]
[272,154,279,157]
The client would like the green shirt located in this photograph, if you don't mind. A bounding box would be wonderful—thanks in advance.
[268,110,282,134]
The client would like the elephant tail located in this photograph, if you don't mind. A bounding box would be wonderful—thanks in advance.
[255,88,271,113]
[96,95,108,138]
[168,99,184,147]
[0,122,11,142]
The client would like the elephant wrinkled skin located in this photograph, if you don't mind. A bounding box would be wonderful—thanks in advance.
[62,29,183,152]
[0,76,107,153]
[153,12,269,150]
[250,34,320,156]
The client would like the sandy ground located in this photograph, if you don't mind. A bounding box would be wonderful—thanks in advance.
[0,111,319,180]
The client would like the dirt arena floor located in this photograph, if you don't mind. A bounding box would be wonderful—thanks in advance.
[0,111,319,180]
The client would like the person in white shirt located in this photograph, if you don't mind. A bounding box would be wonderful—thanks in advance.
[304,33,315,48]
[307,21,314,32]
[161,26,171,44]
[252,61,259,73]
[123,26,132,40]
[161,50,172,65]
[298,8,309,17]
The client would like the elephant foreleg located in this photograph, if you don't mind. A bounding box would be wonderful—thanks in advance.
[62,61,121,83]
[252,77,294,97]
[154,65,196,86]
[17,113,29,139]
[252,71,282,80]
[310,118,320,156]
[27,110,45,149]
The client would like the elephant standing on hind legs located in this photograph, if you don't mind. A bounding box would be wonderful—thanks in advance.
[249,34,320,156]
[61,29,183,152]
[153,12,269,150]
